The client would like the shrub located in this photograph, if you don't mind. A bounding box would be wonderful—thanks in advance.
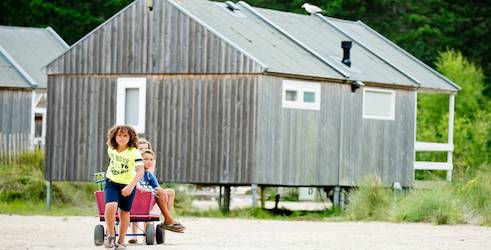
[391,183,464,224]
[0,150,46,202]
[0,150,95,206]
[457,168,491,225]
[416,50,491,181]
[345,175,392,221]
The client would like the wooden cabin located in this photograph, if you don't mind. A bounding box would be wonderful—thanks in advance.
[0,26,68,159]
[45,0,459,189]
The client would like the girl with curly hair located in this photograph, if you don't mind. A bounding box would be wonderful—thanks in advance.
[103,125,144,249]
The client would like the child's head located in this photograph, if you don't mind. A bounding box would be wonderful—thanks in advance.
[141,149,155,170]
[107,125,139,149]
[138,138,152,151]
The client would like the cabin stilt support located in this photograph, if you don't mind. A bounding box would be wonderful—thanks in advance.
[221,185,231,213]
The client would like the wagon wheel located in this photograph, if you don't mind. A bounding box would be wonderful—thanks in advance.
[94,224,104,246]
[156,224,165,244]
[145,223,155,245]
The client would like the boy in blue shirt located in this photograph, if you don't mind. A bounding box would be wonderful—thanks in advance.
[138,149,185,233]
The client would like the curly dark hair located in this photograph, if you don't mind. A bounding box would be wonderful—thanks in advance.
[106,125,139,149]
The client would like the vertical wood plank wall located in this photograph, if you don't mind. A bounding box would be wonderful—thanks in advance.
[47,0,263,75]
[45,0,264,182]
[256,75,415,186]
[145,75,257,184]
[45,0,416,186]
[45,76,116,181]
[45,74,258,183]
[0,89,32,160]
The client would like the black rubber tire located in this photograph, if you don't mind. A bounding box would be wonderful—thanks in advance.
[156,224,165,244]
[94,224,104,246]
[145,223,155,245]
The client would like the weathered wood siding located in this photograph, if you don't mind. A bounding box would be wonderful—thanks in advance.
[45,74,258,183]
[352,89,415,187]
[45,76,116,181]
[47,0,263,75]
[0,89,32,160]
[146,75,257,184]
[45,0,416,186]
[255,75,415,187]
[45,0,264,182]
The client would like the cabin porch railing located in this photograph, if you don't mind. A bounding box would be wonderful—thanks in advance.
[414,142,453,181]
[414,94,455,181]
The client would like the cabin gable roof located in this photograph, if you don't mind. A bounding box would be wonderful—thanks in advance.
[0,26,68,89]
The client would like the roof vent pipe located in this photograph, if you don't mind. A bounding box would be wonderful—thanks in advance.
[225,1,240,11]
[146,0,153,11]
[341,41,352,67]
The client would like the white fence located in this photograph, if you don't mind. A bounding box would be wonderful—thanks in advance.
[414,94,455,181]
[414,141,453,181]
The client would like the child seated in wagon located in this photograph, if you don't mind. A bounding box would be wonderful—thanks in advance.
[138,149,186,233]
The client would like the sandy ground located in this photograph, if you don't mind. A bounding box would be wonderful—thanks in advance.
[1,215,491,250]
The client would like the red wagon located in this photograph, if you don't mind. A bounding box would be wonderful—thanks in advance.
[93,190,165,245]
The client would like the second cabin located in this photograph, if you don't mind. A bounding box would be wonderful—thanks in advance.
[45,0,460,189]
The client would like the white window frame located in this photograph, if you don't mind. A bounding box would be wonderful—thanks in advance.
[116,78,146,133]
[34,107,46,148]
[282,80,321,110]
[363,87,396,121]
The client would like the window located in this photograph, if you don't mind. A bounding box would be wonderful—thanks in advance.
[116,78,146,133]
[303,91,316,103]
[282,80,321,110]
[363,87,395,120]
[285,90,297,101]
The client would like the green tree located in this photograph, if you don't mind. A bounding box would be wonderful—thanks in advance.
[0,0,133,45]
[417,50,491,180]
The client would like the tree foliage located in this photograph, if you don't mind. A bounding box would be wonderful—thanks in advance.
[417,50,491,180]
[0,0,133,45]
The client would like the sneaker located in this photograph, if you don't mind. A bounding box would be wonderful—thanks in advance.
[103,236,116,248]
[115,242,127,250]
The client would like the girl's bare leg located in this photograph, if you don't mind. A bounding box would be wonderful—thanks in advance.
[105,202,118,236]
[118,210,131,243]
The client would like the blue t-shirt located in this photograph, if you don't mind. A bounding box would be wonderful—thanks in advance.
[139,171,160,192]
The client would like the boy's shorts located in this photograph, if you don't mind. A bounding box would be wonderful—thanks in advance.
[104,178,136,212]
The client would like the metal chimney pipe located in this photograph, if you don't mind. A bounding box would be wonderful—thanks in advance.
[341,41,352,67]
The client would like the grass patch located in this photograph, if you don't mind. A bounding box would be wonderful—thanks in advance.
[177,207,342,221]
[456,168,491,226]
[0,150,97,215]
[391,183,464,224]
[345,175,392,221]
[0,200,96,216]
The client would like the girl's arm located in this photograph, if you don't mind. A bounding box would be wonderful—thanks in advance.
[121,165,144,196]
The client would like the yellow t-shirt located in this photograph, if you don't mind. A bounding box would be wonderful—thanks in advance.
[105,146,143,185]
